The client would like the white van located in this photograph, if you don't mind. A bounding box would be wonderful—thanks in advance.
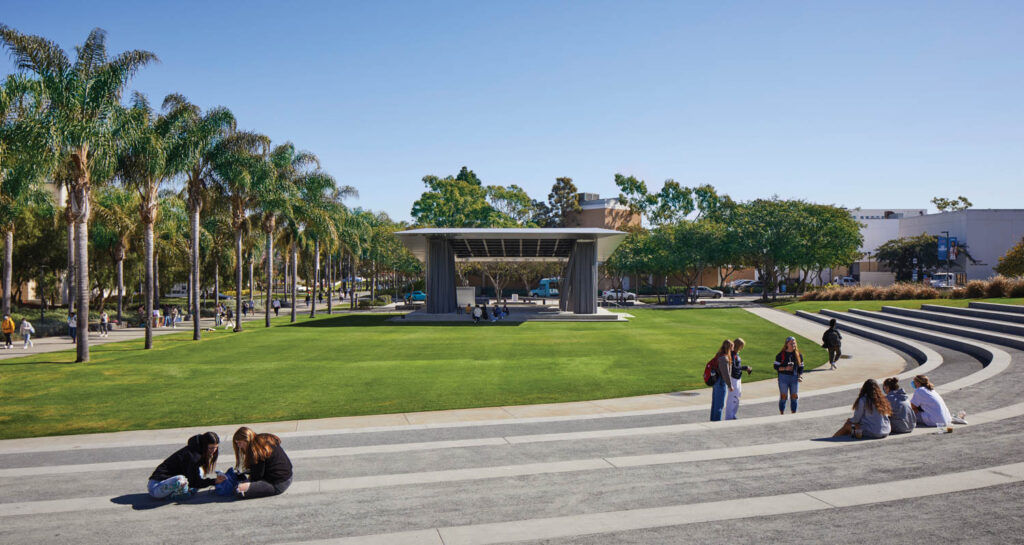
[930,273,957,288]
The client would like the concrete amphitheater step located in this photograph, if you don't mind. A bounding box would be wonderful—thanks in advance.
[881,306,1024,336]
[923,303,1024,324]
[970,301,1024,314]
[845,308,1024,351]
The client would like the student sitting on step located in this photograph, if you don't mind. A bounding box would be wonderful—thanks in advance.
[232,427,293,499]
[833,379,891,439]
[910,375,952,428]
[147,432,224,500]
[883,377,916,434]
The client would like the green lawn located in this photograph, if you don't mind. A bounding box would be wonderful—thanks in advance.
[0,308,825,439]
[768,297,1024,314]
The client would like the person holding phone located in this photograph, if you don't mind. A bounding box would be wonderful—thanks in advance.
[774,336,804,414]
[232,427,293,499]
[147,432,224,500]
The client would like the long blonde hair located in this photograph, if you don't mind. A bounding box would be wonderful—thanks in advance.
[778,338,803,363]
[233,426,281,468]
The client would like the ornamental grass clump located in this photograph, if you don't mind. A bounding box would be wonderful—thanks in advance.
[912,285,940,299]
[986,276,1011,298]
[965,280,987,298]
[1009,279,1024,298]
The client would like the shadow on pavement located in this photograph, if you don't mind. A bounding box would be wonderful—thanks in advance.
[111,491,236,510]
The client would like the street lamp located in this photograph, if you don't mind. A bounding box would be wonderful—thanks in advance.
[941,230,951,279]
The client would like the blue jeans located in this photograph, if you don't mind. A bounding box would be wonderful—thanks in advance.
[778,373,800,413]
[710,377,728,421]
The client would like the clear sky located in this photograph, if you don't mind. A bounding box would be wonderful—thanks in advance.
[2,1,1022,222]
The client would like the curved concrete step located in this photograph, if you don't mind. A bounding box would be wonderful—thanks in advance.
[923,304,1024,324]
[970,301,1024,314]
[883,306,1024,336]
[795,310,928,365]
[844,308,1024,352]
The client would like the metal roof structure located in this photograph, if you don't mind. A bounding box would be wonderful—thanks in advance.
[395,228,627,263]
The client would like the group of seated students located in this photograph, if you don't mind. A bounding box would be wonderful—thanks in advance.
[147,427,293,500]
[833,374,953,439]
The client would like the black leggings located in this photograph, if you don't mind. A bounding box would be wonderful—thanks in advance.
[241,477,292,499]
[3,333,10,346]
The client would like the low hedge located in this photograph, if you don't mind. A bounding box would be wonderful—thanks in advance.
[800,283,940,301]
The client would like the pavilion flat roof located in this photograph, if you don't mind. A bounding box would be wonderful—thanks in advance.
[395,228,627,262]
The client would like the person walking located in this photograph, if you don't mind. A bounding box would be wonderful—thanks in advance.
[170,306,179,328]
[709,339,734,421]
[67,312,77,344]
[822,318,842,370]
[20,318,34,349]
[224,307,235,330]
[774,336,804,414]
[99,311,109,337]
[1,314,15,349]
[272,299,281,316]
[724,338,753,420]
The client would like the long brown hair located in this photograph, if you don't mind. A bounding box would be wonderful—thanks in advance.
[914,374,935,390]
[717,339,734,358]
[197,431,219,476]
[778,338,802,363]
[233,426,281,468]
[854,379,891,416]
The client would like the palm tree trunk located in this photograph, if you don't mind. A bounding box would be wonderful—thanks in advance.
[2,227,12,316]
[144,222,154,350]
[66,221,75,312]
[290,245,297,323]
[116,252,124,326]
[214,261,220,315]
[327,253,333,314]
[310,239,319,318]
[265,233,272,328]
[74,215,90,362]
[190,205,201,340]
[153,251,160,309]
[248,253,254,309]
[235,229,243,332]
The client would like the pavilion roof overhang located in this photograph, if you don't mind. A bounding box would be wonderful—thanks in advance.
[394,228,627,263]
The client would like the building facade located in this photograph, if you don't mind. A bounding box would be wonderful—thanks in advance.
[898,209,1024,281]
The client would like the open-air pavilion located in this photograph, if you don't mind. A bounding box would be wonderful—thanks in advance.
[395,228,627,315]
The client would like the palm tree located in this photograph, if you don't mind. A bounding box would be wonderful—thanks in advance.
[0,26,157,362]
[115,92,177,349]
[210,131,270,331]
[162,94,235,340]
[0,74,54,315]
[92,186,138,325]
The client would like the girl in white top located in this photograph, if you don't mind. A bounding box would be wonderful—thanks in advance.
[910,374,952,427]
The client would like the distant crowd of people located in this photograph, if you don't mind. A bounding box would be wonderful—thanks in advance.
[466,301,511,324]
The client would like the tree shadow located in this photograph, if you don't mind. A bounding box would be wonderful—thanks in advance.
[285,315,523,328]
[110,491,235,510]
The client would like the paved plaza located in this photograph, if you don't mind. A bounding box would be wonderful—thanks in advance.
[1,303,1023,544]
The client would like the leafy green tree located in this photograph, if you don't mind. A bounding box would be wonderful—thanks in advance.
[411,167,510,227]
[931,196,973,212]
[0,26,157,361]
[874,233,939,282]
[615,175,695,226]
[547,177,581,227]
[732,198,805,300]
[162,93,236,340]
[995,238,1024,278]
[486,184,534,226]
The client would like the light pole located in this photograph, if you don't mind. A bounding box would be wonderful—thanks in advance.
[941,230,951,279]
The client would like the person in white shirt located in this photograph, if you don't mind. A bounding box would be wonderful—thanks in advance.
[910,374,952,427]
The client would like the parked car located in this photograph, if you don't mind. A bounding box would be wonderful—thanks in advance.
[602,289,637,301]
[695,286,724,299]
[836,276,858,287]
[404,290,427,302]
[739,281,764,293]
[730,279,755,288]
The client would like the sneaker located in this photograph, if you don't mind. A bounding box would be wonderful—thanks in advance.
[169,487,196,501]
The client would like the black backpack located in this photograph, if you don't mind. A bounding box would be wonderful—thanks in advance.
[823,328,840,348]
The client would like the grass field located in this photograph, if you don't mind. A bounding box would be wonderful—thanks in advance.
[768,297,1024,314]
[0,308,825,439]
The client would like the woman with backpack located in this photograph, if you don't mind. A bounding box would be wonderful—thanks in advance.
[232,427,293,499]
[833,379,891,439]
[774,336,804,414]
[147,431,225,500]
[724,338,753,420]
[821,318,842,370]
[709,339,735,421]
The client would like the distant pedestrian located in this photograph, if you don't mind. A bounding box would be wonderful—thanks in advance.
[1,314,15,349]
[709,339,734,421]
[472,305,482,324]
[68,313,77,344]
[724,338,753,420]
[465,303,472,316]
[481,305,489,322]
[304,294,310,307]
[20,318,35,349]
[822,318,842,370]
[272,299,281,316]
[170,307,179,328]
[774,336,804,414]
[100,311,109,337]
[224,307,235,330]
[455,303,463,315]
[502,302,509,317]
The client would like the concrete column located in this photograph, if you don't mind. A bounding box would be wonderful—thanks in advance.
[559,239,597,314]
[426,237,457,314]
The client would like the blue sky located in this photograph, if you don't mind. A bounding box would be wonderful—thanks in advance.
[2,1,1022,221]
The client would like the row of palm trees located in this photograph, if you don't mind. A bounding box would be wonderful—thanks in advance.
[0,26,409,362]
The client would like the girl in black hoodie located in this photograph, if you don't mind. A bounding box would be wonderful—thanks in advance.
[147,432,224,499]
[232,427,293,499]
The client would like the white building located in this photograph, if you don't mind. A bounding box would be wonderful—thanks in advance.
[898,209,1024,281]
[850,208,928,256]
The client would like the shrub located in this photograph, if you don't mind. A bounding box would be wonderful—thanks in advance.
[912,285,940,299]
[1009,279,1024,298]
[800,290,819,301]
[965,280,987,298]
[986,276,1011,298]
[950,287,968,299]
